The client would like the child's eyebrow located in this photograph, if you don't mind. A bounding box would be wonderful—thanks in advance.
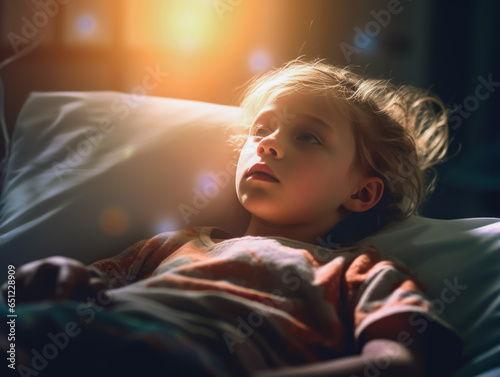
[294,114,335,133]
[254,110,335,133]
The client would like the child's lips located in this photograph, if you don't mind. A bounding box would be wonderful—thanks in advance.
[248,172,279,182]
[245,164,280,183]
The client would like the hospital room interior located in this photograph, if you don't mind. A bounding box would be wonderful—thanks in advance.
[0,1,499,377]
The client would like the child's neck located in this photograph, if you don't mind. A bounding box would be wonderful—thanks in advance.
[243,216,338,245]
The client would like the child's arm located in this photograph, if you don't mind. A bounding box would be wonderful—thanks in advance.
[1,230,185,303]
[0,237,152,303]
[1,239,158,303]
[254,339,425,377]
[254,312,462,377]
[1,256,108,304]
[254,339,421,377]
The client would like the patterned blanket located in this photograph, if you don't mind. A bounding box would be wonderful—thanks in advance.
[2,227,452,376]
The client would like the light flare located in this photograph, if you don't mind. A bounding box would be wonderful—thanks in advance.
[159,0,220,53]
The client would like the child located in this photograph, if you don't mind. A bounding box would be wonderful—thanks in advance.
[2,59,461,377]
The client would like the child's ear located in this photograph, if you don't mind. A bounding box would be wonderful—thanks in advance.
[343,177,384,213]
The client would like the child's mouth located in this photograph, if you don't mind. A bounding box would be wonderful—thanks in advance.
[247,172,280,183]
[245,163,280,183]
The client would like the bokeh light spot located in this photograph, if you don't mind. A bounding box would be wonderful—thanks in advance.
[155,218,178,234]
[76,14,97,36]
[360,37,377,53]
[248,50,272,73]
[197,172,217,192]
[99,206,129,237]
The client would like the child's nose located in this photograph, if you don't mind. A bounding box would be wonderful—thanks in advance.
[257,134,284,158]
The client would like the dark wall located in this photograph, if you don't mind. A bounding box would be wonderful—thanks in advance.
[420,1,500,219]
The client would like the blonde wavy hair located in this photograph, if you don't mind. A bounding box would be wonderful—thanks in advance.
[232,59,449,243]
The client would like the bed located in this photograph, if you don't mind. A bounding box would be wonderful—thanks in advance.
[0,91,499,376]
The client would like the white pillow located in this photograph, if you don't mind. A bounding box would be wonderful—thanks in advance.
[0,91,250,265]
[0,91,498,376]
[354,216,500,376]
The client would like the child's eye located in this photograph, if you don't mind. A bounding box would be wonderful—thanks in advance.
[251,125,271,138]
[298,132,320,144]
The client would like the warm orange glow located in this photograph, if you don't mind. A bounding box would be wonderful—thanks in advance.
[125,0,222,54]
[159,0,219,53]
[91,0,293,103]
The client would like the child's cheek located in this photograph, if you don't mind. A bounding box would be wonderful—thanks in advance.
[291,164,328,195]
[236,139,258,174]
[240,137,259,158]
[235,139,258,190]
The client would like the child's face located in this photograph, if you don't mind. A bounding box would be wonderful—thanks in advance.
[236,92,363,231]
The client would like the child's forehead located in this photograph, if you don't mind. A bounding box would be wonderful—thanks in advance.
[257,91,351,130]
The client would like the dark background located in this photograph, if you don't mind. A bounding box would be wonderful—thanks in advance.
[0,0,499,219]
